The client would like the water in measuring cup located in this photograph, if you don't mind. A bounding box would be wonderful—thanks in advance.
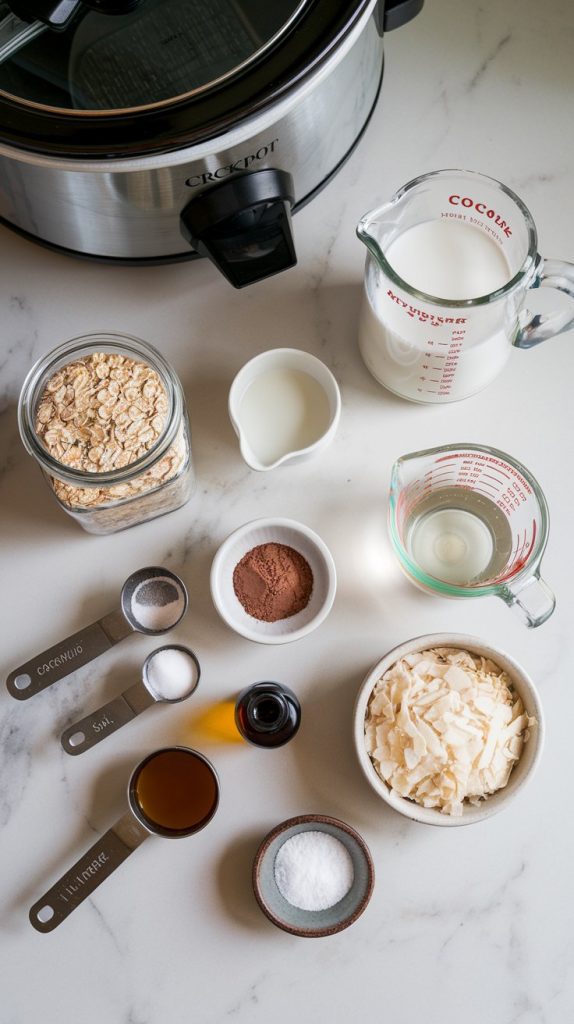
[359,220,513,401]
[405,487,513,586]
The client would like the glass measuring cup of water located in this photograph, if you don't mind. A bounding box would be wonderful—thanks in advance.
[357,169,574,403]
[29,747,219,932]
[389,444,555,627]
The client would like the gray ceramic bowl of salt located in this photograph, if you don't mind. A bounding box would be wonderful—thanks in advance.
[252,814,374,937]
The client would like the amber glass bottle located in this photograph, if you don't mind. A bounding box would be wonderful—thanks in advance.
[234,682,301,748]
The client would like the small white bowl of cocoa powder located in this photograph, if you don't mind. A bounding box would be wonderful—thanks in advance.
[210,517,337,644]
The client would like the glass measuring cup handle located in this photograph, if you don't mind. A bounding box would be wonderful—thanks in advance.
[29,812,149,933]
[514,256,574,349]
[5,608,133,700]
[499,572,556,628]
[61,680,156,755]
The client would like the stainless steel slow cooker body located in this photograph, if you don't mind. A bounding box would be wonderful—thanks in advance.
[0,0,423,286]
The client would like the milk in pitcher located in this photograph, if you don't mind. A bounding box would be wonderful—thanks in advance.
[359,220,513,403]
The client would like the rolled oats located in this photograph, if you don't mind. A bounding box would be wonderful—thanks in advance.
[36,352,169,474]
[31,348,193,533]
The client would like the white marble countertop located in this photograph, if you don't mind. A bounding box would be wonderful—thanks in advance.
[1,0,573,1021]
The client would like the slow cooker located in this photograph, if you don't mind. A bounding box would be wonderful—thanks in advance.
[0,0,423,286]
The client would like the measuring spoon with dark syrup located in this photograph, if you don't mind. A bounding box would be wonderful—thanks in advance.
[29,747,219,933]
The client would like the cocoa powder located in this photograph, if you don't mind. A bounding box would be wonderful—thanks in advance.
[233,543,313,623]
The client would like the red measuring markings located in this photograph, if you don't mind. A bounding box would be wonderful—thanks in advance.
[415,322,467,394]
[496,479,529,512]
[493,521,537,583]
[428,470,453,482]
[435,452,515,482]
[477,482,500,495]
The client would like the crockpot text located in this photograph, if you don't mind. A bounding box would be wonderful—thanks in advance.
[185,139,279,187]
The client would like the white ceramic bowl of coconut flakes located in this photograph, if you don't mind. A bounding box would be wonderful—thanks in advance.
[353,633,544,827]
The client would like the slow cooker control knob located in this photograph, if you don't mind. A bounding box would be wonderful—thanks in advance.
[180,169,296,289]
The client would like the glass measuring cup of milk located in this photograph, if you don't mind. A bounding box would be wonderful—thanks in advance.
[389,444,555,627]
[357,169,574,403]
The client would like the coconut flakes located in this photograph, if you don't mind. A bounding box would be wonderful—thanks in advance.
[364,647,536,816]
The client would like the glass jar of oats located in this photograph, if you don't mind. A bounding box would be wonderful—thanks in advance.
[18,333,194,534]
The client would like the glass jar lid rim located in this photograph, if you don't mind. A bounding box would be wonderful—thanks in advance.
[17,331,183,485]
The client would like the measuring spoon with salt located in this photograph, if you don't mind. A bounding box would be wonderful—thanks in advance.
[29,746,220,933]
[6,566,188,700]
[61,645,200,755]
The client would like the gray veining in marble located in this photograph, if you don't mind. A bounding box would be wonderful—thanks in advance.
[0,0,573,1022]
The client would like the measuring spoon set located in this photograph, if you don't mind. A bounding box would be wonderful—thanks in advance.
[5,565,201,752]
[4,565,213,933]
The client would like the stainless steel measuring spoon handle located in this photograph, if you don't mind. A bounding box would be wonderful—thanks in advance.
[61,681,155,755]
[29,811,149,933]
[61,645,201,754]
[6,608,132,701]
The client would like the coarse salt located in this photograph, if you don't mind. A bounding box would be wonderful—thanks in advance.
[145,648,199,702]
[274,830,354,912]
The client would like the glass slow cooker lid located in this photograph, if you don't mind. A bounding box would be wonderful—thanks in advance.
[0,0,378,156]
[0,0,308,111]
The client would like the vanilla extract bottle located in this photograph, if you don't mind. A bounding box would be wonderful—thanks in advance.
[234,682,301,748]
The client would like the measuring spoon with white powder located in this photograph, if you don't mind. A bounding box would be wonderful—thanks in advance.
[61,645,200,755]
[6,567,188,700]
